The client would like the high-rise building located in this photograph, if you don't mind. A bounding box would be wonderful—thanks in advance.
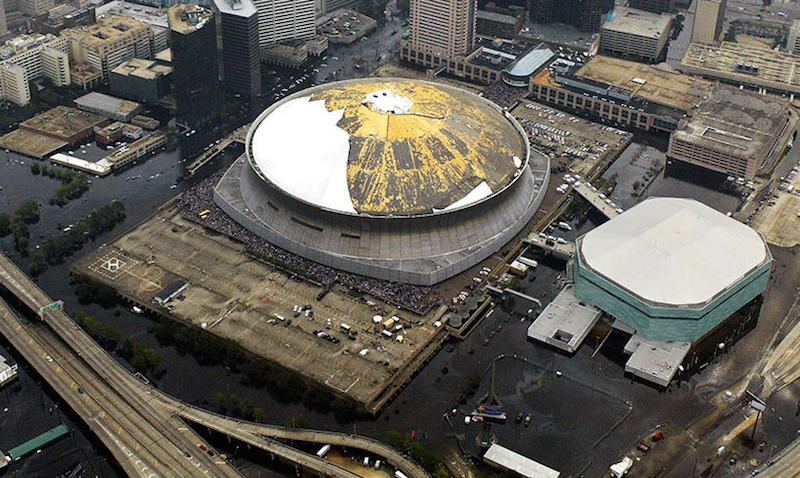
[0,5,7,35]
[169,3,221,128]
[691,0,726,44]
[409,0,476,58]
[0,34,71,101]
[317,0,363,15]
[788,19,800,55]
[19,0,54,17]
[529,0,610,32]
[214,0,261,99]
[0,63,31,105]
[600,7,673,63]
[65,15,155,79]
[95,1,171,53]
[41,46,70,86]
[628,0,671,14]
[252,0,315,47]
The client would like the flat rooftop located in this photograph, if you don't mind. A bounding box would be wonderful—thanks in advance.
[577,56,713,112]
[483,444,560,478]
[67,15,151,48]
[19,106,108,138]
[527,285,602,354]
[96,0,169,28]
[168,4,213,35]
[623,335,690,388]
[111,58,172,79]
[601,6,672,39]
[477,9,519,26]
[672,84,790,158]
[213,0,257,17]
[0,129,67,159]
[681,39,800,93]
[578,197,771,307]
[75,92,141,116]
[0,33,61,60]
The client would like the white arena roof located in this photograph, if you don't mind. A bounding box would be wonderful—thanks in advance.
[579,197,769,306]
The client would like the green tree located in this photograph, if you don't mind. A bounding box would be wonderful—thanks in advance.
[30,162,40,175]
[0,213,10,237]
[14,200,40,224]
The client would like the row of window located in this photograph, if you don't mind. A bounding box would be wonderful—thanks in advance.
[400,47,499,83]
[668,140,749,176]
[531,83,651,128]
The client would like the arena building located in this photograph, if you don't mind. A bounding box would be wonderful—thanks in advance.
[529,197,772,386]
[214,78,549,285]
[575,197,772,343]
[575,198,771,385]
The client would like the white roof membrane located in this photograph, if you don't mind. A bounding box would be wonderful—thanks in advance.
[250,97,356,213]
[579,197,768,306]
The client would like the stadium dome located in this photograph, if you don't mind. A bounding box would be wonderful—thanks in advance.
[574,197,772,342]
[247,79,527,216]
[214,78,549,285]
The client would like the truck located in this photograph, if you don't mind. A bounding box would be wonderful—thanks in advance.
[610,457,633,477]
[316,444,331,458]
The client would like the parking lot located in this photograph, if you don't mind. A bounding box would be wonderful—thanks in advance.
[749,162,800,247]
[318,9,377,45]
[510,100,632,177]
[74,206,447,408]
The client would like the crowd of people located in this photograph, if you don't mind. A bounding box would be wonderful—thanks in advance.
[175,175,439,314]
[481,81,527,109]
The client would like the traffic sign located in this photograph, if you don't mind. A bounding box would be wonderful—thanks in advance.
[38,300,63,318]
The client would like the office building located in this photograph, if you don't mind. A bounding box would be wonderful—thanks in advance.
[667,85,792,181]
[316,0,363,15]
[628,0,671,13]
[691,0,726,44]
[65,15,155,79]
[476,9,522,39]
[40,46,70,85]
[169,3,220,128]
[409,0,476,58]
[252,0,315,48]
[19,0,54,16]
[600,7,672,63]
[95,1,171,53]
[36,4,96,34]
[1,5,9,35]
[110,58,172,103]
[0,34,71,104]
[788,20,800,55]
[529,0,611,33]
[0,63,31,105]
[214,0,261,99]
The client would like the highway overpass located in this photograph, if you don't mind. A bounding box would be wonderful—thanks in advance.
[0,251,429,478]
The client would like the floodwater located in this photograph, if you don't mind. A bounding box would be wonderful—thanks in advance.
[0,124,755,478]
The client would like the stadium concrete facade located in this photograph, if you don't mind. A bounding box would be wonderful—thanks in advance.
[574,198,773,343]
[214,78,549,285]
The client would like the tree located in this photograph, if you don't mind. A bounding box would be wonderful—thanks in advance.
[30,163,40,175]
[14,200,40,224]
[0,213,10,237]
